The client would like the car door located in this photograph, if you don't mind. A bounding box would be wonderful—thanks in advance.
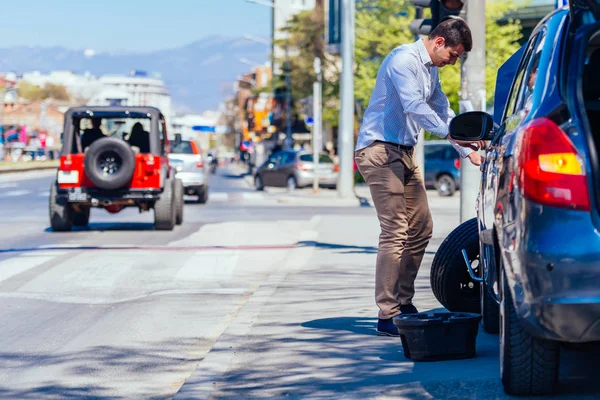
[274,151,296,186]
[480,30,547,300]
[262,152,282,186]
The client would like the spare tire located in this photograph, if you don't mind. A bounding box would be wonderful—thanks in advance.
[84,138,136,190]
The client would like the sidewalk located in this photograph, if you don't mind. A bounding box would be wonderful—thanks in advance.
[175,192,512,399]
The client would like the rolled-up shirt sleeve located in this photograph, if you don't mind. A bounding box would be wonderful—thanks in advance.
[388,57,449,139]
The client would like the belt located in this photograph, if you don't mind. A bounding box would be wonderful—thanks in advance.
[374,140,414,152]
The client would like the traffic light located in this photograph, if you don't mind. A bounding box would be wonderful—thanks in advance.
[409,0,465,36]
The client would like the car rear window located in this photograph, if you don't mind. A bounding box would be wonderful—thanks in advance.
[171,141,195,154]
[299,154,333,163]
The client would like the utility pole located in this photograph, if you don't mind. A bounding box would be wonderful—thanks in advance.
[284,42,293,150]
[459,1,485,222]
[337,0,355,198]
[313,57,322,193]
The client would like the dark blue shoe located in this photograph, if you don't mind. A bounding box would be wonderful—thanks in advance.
[377,318,400,337]
[400,304,419,314]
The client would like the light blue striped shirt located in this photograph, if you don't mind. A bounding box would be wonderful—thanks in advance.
[355,39,471,158]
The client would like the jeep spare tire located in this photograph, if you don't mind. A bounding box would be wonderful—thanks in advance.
[84,138,136,190]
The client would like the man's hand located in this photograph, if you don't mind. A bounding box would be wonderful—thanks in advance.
[448,138,486,151]
[467,152,485,166]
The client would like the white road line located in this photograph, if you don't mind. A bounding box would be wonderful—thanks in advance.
[0,190,31,198]
[0,255,56,283]
[241,192,265,201]
[39,191,50,197]
[0,183,18,189]
[209,192,228,201]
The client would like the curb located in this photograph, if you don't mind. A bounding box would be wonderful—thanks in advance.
[0,165,59,175]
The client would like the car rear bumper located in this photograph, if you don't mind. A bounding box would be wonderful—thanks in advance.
[56,187,162,203]
[174,172,206,188]
[511,205,600,342]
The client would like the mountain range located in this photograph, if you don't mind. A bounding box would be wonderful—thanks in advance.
[0,36,270,113]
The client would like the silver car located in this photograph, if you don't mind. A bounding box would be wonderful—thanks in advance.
[254,150,338,190]
[168,140,209,203]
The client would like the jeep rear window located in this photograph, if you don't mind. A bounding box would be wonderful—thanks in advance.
[75,117,151,153]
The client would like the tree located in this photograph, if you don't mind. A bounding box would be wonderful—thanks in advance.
[17,81,70,102]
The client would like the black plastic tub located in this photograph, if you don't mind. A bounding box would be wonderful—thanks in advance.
[392,312,482,361]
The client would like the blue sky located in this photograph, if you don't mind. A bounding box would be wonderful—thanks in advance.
[1,0,271,52]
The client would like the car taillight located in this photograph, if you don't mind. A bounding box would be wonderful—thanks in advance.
[334,164,340,172]
[454,158,460,169]
[295,162,309,171]
[517,118,590,211]
[196,162,204,168]
[60,155,73,171]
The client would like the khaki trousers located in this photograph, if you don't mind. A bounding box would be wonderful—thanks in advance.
[355,142,433,319]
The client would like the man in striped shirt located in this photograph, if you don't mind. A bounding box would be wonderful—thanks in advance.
[354,18,485,337]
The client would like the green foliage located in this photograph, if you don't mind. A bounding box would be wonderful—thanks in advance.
[277,0,522,131]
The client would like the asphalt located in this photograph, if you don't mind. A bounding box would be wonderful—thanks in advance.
[0,165,598,399]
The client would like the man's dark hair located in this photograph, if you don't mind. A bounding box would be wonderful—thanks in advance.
[428,17,472,52]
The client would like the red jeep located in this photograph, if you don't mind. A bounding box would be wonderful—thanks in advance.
[49,106,184,231]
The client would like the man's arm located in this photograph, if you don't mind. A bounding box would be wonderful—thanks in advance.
[389,56,450,139]
[429,76,475,159]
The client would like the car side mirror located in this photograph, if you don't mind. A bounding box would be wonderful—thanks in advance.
[449,111,495,141]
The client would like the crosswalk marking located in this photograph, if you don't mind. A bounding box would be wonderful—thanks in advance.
[0,254,56,283]
[209,192,229,201]
[0,190,31,198]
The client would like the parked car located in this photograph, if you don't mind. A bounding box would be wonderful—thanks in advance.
[254,150,338,190]
[424,140,460,196]
[168,139,210,203]
[49,106,183,231]
[430,2,600,396]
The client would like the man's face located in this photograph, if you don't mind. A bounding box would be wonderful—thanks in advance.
[431,37,465,68]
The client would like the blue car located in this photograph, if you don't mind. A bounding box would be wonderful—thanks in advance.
[424,141,461,196]
[431,1,600,396]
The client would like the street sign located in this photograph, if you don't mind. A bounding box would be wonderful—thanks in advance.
[327,0,342,55]
[192,125,216,133]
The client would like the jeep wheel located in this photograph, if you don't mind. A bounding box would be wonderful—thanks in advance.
[500,270,559,396]
[49,182,73,232]
[154,178,175,230]
[174,178,184,225]
[197,186,208,204]
[430,217,480,313]
[73,207,90,227]
[84,137,136,190]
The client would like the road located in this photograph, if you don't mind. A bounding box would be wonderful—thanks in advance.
[0,166,598,399]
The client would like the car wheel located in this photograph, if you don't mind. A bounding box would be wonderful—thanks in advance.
[174,179,184,225]
[49,182,73,232]
[255,175,264,191]
[430,217,480,313]
[73,207,90,227]
[287,176,297,191]
[154,178,175,230]
[500,269,559,396]
[84,137,136,190]
[436,174,456,197]
[197,186,209,204]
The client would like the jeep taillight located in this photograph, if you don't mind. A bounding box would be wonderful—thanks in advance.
[517,118,590,211]
[144,155,159,173]
[60,155,73,171]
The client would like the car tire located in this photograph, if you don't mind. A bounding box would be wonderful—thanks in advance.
[286,176,297,191]
[73,207,90,227]
[500,270,559,396]
[174,179,184,225]
[197,186,208,204]
[430,217,480,313]
[255,175,264,191]
[154,178,175,230]
[49,182,73,232]
[84,137,136,190]
[436,174,456,197]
